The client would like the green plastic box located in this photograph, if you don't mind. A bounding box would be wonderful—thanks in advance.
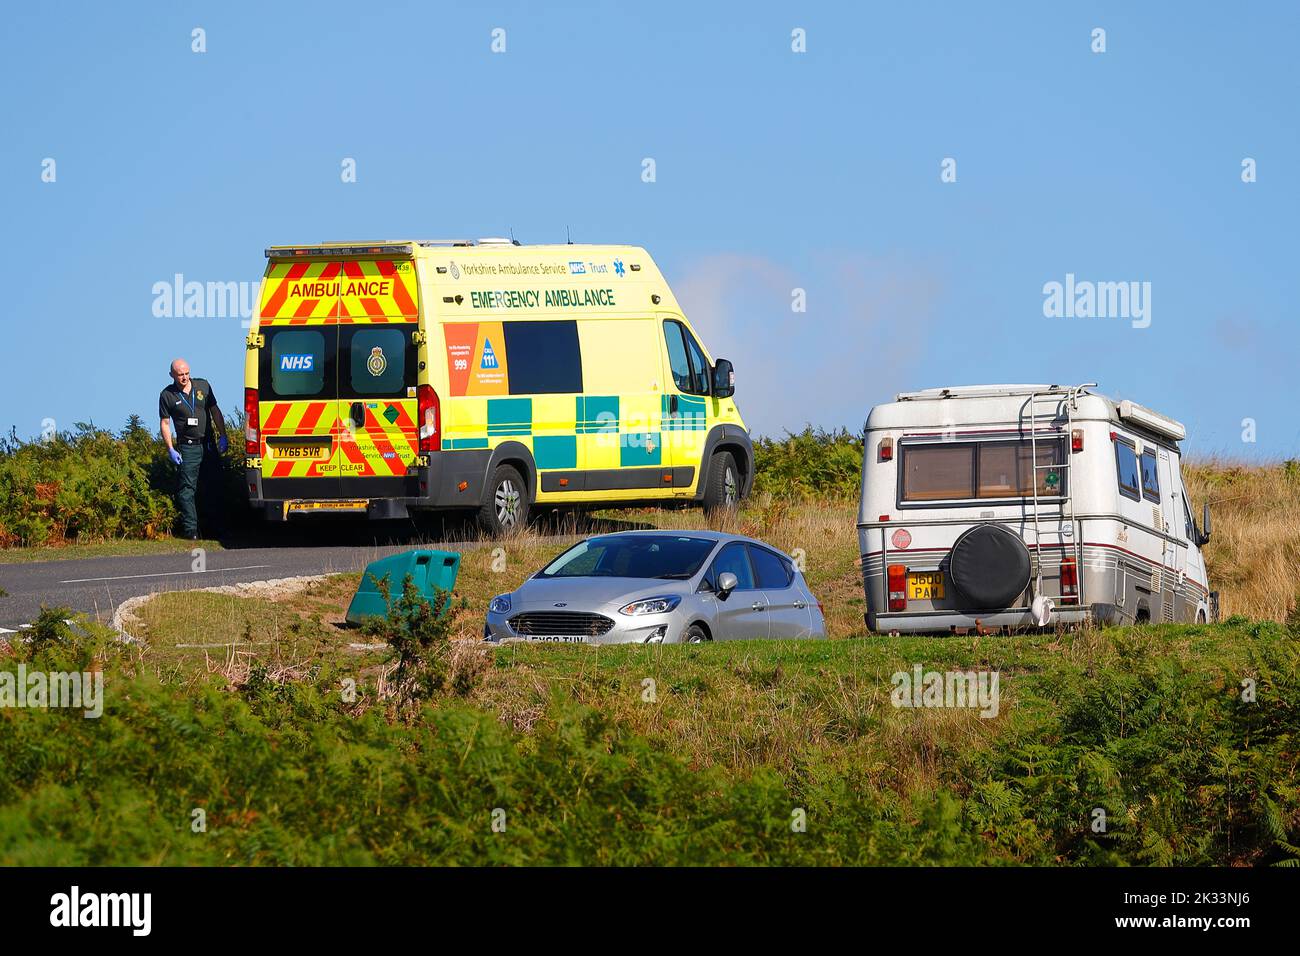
[346,549,461,625]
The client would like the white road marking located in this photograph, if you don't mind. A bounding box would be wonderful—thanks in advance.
[59,565,274,585]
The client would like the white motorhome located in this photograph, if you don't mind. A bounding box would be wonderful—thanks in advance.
[857,384,1216,634]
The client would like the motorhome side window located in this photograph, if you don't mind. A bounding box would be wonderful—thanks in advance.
[900,439,1066,502]
[1115,440,1141,501]
[1139,450,1161,503]
[1182,493,1194,540]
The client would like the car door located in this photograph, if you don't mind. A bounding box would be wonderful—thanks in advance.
[749,544,812,638]
[703,542,768,639]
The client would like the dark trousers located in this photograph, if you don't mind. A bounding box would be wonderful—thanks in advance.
[176,443,223,537]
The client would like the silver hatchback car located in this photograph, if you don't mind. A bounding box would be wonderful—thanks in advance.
[485,530,826,644]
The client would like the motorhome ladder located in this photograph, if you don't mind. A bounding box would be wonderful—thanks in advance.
[1026,384,1096,608]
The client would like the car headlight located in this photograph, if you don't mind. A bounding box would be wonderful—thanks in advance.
[618,595,681,616]
[488,594,512,614]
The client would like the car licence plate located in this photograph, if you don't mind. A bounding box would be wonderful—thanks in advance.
[272,444,329,460]
[908,572,945,600]
[527,635,590,643]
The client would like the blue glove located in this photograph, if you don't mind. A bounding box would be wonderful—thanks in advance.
[218,435,228,453]
[169,448,183,465]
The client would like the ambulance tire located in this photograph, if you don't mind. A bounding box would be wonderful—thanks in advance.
[479,464,530,536]
[702,451,740,515]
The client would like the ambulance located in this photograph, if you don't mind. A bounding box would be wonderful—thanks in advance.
[858,384,1217,633]
[243,239,753,533]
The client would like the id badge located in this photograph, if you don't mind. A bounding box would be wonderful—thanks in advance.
[187,417,199,427]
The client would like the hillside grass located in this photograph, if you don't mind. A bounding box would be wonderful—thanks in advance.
[2,609,1296,866]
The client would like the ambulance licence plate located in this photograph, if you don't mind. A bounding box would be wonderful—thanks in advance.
[272,444,329,460]
[908,572,945,600]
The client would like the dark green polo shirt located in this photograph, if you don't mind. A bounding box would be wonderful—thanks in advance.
[159,378,217,442]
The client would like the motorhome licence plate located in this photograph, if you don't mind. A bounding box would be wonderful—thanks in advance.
[908,572,945,600]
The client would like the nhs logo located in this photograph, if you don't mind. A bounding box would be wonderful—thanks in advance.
[568,261,586,275]
[279,354,314,371]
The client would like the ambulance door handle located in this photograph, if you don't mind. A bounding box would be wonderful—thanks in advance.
[350,402,365,427]
[669,394,679,415]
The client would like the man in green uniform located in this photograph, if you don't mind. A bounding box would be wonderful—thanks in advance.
[159,358,229,539]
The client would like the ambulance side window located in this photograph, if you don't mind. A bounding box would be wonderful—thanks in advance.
[503,320,583,394]
[682,326,710,396]
[663,321,694,392]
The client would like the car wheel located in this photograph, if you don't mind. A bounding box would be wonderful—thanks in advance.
[478,464,529,535]
[702,451,739,515]
[681,623,710,644]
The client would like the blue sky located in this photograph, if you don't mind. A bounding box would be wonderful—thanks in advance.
[2,1,1296,458]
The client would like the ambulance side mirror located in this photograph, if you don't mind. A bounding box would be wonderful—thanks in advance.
[711,359,735,398]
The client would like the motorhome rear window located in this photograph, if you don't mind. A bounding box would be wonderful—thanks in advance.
[901,439,1066,502]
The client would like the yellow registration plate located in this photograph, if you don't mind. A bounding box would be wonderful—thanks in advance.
[272,444,330,460]
[908,572,945,600]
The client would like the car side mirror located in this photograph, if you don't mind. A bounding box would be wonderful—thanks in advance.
[1199,502,1212,546]
[716,571,738,598]
[711,359,735,399]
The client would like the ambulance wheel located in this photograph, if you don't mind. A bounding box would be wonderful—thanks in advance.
[702,451,740,515]
[479,464,529,535]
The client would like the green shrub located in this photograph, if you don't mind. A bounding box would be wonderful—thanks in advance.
[752,426,864,500]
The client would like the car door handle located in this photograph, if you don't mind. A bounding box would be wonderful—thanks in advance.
[751,602,765,612]
[793,601,806,609]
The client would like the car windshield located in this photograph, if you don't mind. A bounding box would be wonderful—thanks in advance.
[537,535,717,579]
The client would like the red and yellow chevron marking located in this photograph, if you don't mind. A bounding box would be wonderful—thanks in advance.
[353,401,418,476]
[337,260,419,322]
[259,259,418,325]
[259,400,340,479]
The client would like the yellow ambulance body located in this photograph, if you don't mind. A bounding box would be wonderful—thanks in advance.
[243,239,753,532]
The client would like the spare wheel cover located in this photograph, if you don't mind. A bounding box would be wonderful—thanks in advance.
[948,525,1031,609]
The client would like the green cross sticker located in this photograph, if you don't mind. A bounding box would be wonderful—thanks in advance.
[1045,470,1060,489]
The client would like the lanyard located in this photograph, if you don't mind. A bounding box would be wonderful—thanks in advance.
[178,387,197,415]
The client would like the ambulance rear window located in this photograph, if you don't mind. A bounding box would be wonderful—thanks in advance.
[270,330,326,397]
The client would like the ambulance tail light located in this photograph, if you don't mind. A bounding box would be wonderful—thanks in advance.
[418,385,440,453]
[244,388,259,455]
[887,563,908,613]
[1060,557,1078,603]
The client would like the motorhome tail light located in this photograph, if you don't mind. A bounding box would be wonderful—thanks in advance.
[879,515,890,522]
[1071,428,1084,452]
[887,564,908,612]
[880,436,894,461]
[1060,557,1078,603]
[417,384,440,453]
[244,388,259,455]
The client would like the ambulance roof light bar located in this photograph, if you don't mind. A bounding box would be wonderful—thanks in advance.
[266,243,413,258]
[1117,400,1186,441]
